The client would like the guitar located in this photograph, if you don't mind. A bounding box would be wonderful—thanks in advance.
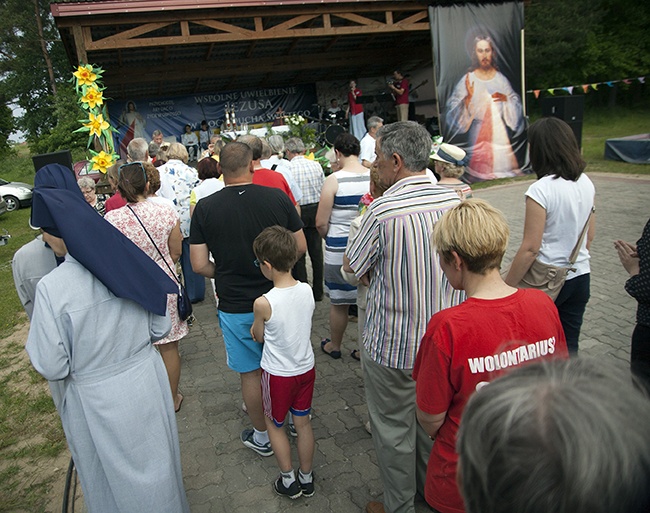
[388,79,429,101]
[409,79,429,98]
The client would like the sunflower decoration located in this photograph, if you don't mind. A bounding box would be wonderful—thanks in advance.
[72,63,118,173]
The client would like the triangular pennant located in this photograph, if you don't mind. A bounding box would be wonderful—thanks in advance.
[623,79,632,84]
[548,88,555,95]
[591,83,598,90]
[582,84,589,93]
[534,90,540,99]
[606,81,614,87]
[639,77,646,84]
[567,86,574,94]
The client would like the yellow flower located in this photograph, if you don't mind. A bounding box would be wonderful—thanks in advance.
[83,113,110,138]
[91,151,115,174]
[81,87,104,109]
[73,65,97,87]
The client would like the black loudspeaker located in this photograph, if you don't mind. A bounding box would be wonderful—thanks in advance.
[32,150,74,175]
[540,96,584,148]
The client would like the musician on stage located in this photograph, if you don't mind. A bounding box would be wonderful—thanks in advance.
[388,70,410,122]
[347,80,365,139]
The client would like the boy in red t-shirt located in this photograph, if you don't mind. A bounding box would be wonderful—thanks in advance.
[413,199,568,513]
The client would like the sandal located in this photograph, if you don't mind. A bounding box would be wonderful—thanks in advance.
[350,349,361,361]
[321,338,342,359]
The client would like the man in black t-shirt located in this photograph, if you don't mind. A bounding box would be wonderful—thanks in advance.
[190,142,306,457]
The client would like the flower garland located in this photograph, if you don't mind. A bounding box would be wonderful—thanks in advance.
[71,64,119,174]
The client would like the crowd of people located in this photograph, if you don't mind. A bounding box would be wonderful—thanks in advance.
[14,115,650,513]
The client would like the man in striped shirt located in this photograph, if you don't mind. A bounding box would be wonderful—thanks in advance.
[344,121,463,513]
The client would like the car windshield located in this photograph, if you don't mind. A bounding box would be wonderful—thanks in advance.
[0,179,8,185]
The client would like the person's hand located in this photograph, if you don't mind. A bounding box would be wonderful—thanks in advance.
[250,326,257,342]
[492,91,507,102]
[614,239,640,276]
[464,74,474,108]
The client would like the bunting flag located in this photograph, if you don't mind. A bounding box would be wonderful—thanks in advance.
[527,75,646,97]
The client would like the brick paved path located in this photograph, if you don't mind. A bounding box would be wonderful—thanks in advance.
[177,173,650,512]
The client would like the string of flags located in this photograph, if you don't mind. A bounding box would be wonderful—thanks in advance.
[527,76,646,98]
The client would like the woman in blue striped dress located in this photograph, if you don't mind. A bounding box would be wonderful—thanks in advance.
[316,133,370,359]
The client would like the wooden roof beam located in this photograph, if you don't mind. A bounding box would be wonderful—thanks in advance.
[102,46,431,86]
[86,23,429,50]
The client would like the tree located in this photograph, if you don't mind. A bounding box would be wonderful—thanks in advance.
[525,0,650,89]
[0,0,78,151]
[0,99,15,155]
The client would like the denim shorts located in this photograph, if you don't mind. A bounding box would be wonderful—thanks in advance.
[217,311,263,373]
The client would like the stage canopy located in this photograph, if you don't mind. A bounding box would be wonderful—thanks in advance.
[51,0,443,101]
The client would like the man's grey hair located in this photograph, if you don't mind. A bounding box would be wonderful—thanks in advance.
[127,138,149,162]
[237,134,263,161]
[376,121,431,172]
[152,129,163,138]
[457,358,650,513]
[267,134,286,155]
[260,138,272,160]
[367,116,383,131]
[285,137,306,154]
[148,142,160,159]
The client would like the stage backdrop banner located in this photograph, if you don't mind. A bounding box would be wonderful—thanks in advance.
[108,84,318,156]
[431,2,528,182]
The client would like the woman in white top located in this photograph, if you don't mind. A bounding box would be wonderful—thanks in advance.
[506,117,595,355]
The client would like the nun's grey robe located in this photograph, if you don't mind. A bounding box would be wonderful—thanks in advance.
[26,256,190,513]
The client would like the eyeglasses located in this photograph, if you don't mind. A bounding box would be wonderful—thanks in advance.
[253,258,261,268]
[118,161,147,181]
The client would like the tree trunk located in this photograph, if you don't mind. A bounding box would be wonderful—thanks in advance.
[33,0,57,96]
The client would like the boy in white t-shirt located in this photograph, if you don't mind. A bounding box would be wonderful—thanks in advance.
[251,226,316,499]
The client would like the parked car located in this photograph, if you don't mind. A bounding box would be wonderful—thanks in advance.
[0,194,7,216]
[0,179,33,211]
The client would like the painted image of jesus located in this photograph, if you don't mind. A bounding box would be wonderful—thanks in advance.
[446,36,524,180]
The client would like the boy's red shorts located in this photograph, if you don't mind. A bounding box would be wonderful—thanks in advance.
[262,367,316,427]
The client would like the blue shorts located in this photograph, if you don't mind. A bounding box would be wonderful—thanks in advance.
[217,311,263,373]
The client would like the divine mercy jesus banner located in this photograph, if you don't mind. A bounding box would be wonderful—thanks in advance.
[430,2,528,182]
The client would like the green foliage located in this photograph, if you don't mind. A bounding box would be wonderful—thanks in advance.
[0,101,15,156]
[525,0,650,89]
[29,88,87,155]
[0,0,69,144]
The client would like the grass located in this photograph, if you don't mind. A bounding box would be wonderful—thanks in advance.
[0,145,67,512]
[581,106,650,174]
[0,334,66,512]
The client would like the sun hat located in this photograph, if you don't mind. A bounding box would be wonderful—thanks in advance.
[433,143,468,166]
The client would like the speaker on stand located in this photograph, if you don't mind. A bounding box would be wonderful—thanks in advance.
[540,96,584,149]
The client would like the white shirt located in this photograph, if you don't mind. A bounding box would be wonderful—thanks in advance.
[260,282,315,376]
[359,133,376,164]
[526,173,595,279]
[261,155,303,203]
[181,132,198,146]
